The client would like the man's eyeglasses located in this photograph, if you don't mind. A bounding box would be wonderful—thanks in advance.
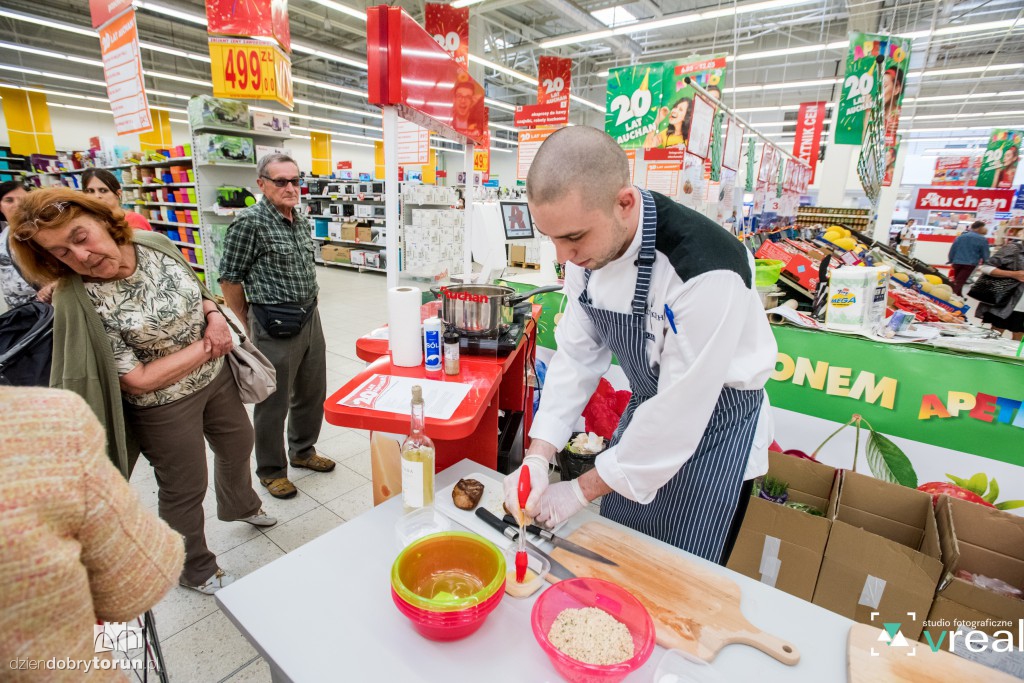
[14,201,70,241]
[261,176,301,188]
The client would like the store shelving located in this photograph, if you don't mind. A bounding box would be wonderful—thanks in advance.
[314,258,386,273]
[796,206,870,231]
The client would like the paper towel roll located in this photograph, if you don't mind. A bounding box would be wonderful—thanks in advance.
[388,286,422,367]
[539,239,557,281]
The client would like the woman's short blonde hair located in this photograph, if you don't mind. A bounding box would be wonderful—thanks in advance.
[9,187,134,284]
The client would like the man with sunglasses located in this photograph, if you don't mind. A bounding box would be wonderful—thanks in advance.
[220,153,335,500]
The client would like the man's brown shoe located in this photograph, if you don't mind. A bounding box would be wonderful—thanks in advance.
[260,477,298,499]
[291,453,336,472]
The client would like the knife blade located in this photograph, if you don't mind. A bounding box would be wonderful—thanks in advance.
[502,514,618,566]
[474,508,576,581]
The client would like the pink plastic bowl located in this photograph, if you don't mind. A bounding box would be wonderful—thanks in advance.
[391,582,505,641]
[531,578,656,683]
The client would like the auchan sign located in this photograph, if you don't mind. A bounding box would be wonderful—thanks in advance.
[915,187,1015,212]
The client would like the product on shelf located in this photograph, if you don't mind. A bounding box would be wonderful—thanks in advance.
[216,186,257,208]
[252,111,290,136]
[189,95,250,131]
[195,134,255,165]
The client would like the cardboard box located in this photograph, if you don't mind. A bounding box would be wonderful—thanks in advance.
[812,470,943,641]
[188,95,250,131]
[251,111,290,136]
[341,222,357,242]
[320,245,351,263]
[726,452,836,601]
[922,495,1024,650]
[509,244,526,264]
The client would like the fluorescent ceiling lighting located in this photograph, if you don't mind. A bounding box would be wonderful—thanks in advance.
[451,0,487,8]
[144,71,211,87]
[0,8,96,37]
[306,0,367,21]
[908,63,1023,79]
[590,7,639,27]
[908,90,1024,103]
[485,97,516,112]
[469,54,538,85]
[133,1,208,25]
[0,63,106,87]
[922,147,984,154]
[541,0,811,48]
[910,109,1024,121]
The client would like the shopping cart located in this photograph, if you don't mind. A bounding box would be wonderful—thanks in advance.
[0,301,52,386]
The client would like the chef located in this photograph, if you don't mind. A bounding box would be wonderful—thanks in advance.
[504,126,777,564]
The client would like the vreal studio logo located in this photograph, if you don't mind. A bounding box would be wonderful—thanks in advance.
[871,611,1024,656]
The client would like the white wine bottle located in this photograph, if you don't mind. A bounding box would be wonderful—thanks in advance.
[400,385,436,511]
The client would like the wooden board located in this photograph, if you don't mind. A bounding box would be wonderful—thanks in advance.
[847,623,1017,682]
[547,522,800,666]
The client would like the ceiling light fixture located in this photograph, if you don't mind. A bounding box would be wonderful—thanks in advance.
[306,0,367,21]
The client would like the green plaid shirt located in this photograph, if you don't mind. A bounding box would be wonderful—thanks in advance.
[219,196,319,305]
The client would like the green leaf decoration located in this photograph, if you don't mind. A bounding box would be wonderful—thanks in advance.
[984,479,1000,504]
[995,500,1024,511]
[966,473,988,496]
[866,429,917,488]
[946,473,971,488]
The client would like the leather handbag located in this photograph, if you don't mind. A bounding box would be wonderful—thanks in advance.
[222,312,277,403]
[968,274,1019,307]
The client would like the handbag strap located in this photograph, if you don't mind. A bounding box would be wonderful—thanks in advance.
[214,305,249,343]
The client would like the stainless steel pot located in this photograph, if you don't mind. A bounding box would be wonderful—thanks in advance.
[431,284,562,336]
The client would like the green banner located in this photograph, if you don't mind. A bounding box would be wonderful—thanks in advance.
[768,325,1024,466]
[710,111,725,182]
[835,32,912,146]
[605,65,662,148]
[649,55,727,150]
[745,138,756,192]
[976,129,1023,188]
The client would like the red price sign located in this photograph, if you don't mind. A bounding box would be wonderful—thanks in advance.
[209,38,293,108]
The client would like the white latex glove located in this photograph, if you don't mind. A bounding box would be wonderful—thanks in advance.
[534,479,589,529]
[503,454,550,521]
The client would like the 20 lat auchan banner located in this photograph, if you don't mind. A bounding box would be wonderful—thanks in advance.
[769,325,1024,467]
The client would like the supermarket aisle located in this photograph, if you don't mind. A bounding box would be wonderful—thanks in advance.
[129,265,388,682]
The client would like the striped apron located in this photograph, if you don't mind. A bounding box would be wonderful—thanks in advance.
[580,188,763,563]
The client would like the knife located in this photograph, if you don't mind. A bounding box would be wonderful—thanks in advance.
[474,508,575,581]
[502,514,618,566]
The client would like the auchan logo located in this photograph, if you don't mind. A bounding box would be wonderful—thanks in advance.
[440,287,490,304]
[915,188,1013,212]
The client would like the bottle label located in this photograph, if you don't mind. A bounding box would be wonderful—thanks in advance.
[424,328,442,370]
[402,457,424,508]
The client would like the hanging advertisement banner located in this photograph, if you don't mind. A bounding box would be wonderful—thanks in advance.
[679,152,705,207]
[99,10,152,136]
[513,102,568,128]
[425,3,469,69]
[722,119,742,171]
[914,187,1015,212]
[792,102,826,182]
[882,136,900,187]
[651,55,727,150]
[474,129,490,173]
[517,128,556,180]
[835,32,911,146]
[932,156,981,186]
[605,65,662,148]
[643,147,686,162]
[89,0,133,28]
[538,56,571,106]
[976,129,1023,188]
[208,37,293,109]
[645,161,681,196]
[625,149,636,183]
[686,95,716,159]
[206,0,290,52]
[396,118,430,165]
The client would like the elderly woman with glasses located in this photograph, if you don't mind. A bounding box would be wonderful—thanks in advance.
[10,188,276,595]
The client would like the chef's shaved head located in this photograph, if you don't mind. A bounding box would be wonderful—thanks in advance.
[527,126,631,210]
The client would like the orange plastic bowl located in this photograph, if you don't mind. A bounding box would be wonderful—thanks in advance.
[531,578,656,683]
[390,531,505,612]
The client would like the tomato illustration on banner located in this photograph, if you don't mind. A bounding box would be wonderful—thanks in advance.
[976,129,1023,189]
[205,0,290,53]
[835,32,911,145]
[538,56,571,106]
[606,65,662,148]
[425,3,469,68]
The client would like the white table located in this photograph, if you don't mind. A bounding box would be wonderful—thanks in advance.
[217,460,854,682]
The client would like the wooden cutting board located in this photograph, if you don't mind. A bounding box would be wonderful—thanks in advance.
[847,623,1017,682]
[547,522,800,666]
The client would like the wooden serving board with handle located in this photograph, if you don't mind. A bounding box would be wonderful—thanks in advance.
[547,522,800,666]
[847,623,1018,682]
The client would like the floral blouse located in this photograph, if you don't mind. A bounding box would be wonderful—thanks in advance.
[84,245,222,407]
[1,226,38,309]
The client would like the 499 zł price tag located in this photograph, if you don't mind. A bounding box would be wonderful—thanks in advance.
[208,38,293,109]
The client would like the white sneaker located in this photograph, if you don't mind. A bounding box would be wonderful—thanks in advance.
[240,508,277,527]
[182,569,235,595]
